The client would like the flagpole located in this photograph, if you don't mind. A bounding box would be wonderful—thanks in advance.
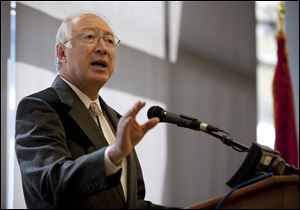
[277,1,285,34]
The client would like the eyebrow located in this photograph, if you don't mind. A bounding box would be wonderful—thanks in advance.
[78,27,114,36]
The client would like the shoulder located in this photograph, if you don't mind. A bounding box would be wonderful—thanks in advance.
[16,87,61,116]
[29,87,58,102]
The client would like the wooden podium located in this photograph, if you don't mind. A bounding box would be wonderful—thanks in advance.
[186,175,299,209]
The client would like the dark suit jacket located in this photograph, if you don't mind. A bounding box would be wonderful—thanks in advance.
[15,76,165,209]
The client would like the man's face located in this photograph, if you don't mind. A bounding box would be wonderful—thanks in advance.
[61,14,116,89]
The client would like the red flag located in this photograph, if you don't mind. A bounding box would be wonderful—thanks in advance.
[272,32,298,167]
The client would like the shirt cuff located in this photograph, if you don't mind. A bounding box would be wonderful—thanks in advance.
[104,146,122,176]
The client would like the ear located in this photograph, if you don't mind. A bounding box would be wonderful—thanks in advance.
[56,43,67,64]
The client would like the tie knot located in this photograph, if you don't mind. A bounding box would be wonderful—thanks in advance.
[90,102,101,116]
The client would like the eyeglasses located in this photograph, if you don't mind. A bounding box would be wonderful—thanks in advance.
[63,29,120,48]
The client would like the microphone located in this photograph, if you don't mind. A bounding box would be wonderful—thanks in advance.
[147,106,221,132]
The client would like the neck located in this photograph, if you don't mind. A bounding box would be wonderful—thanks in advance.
[85,88,99,101]
[60,72,101,101]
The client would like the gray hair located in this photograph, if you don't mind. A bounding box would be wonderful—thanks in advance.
[54,12,108,71]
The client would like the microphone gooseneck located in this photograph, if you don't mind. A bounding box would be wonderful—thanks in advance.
[147,106,299,176]
[147,105,249,152]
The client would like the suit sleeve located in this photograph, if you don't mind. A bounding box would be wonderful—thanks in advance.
[15,96,121,205]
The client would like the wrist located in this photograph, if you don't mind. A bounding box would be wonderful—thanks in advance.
[107,145,124,166]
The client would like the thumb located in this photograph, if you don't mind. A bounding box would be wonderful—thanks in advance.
[141,117,160,133]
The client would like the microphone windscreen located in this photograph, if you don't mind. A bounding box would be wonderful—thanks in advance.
[147,106,164,119]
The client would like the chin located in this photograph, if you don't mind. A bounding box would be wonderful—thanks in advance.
[93,76,110,86]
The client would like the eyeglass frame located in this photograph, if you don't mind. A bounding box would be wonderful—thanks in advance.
[63,27,121,48]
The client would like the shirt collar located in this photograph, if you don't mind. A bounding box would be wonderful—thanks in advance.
[60,75,102,111]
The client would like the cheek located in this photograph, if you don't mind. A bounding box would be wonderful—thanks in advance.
[75,49,91,67]
[110,52,116,67]
[78,48,90,58]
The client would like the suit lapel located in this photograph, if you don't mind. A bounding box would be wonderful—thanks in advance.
[69,99,108,149]
[52,75,108,149]
[99,97,120,130]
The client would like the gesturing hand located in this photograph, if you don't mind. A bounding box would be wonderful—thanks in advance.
[108,101,159,165]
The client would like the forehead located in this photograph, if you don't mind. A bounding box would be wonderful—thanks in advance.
[71,14,112,33]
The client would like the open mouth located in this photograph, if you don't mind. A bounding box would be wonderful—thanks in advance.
[91,60,108,69]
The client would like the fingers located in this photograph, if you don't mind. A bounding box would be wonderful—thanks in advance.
[123,100,145,118]
[114,101,159,161]
[118,116,132,134]
[123,101,159,133]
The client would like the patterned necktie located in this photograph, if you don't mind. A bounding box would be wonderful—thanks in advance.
[90,102,115,145]
[90,102,101,127]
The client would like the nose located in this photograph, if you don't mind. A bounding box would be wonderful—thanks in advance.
[95,48,107,55]
[94,37,107,55]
